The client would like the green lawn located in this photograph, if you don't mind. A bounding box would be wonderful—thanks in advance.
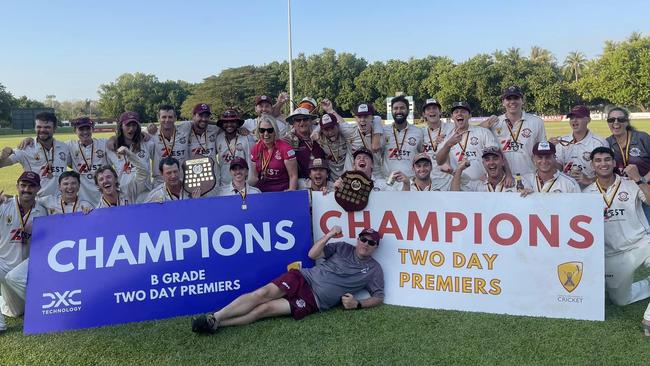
[2,125,650,364]
[2,294,650,365]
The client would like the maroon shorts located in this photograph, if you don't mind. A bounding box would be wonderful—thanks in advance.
[271,269,318,320]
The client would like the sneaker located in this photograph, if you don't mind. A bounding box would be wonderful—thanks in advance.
[191,314,218,334]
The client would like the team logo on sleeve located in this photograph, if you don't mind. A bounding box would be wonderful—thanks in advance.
[295,299,306,308]
[521,128,532,138]
[618,192,629,202]
[630,147,641,157]
[557,261,583,293]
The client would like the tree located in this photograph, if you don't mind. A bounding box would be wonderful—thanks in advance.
[291,49,367,115]
[563,51,587,81]
[629,31,643,42]
[181,63,287,119]
[98,73,193,122]
[575,34,650,111]
[0,83,14,122]
[530,46,556,64]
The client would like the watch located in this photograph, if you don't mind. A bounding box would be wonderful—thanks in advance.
[636,177,648,186]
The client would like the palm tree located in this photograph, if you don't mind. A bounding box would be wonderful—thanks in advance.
[530,46,556,64]
[505,47,522,63]
[628,31,642,42]
[563,51,587,81]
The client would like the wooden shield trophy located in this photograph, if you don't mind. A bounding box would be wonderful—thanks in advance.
[183,157,217,196]
[335,170,373,211]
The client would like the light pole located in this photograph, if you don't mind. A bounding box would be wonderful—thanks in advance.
[287,0,294,106]
[46,94,56,108]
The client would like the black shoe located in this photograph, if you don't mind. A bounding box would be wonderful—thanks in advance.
[192,314,218,334]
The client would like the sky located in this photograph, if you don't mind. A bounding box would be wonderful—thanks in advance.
[1,0,648,101]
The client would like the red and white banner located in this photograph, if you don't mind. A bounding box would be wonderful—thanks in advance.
[312,191,604,321]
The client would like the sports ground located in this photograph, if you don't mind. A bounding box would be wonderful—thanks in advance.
[1,120,650,365]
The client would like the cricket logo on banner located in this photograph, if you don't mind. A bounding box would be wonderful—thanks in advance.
[557,261,583,293]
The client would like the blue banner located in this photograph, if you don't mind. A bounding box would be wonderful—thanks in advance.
[24,191,313,334]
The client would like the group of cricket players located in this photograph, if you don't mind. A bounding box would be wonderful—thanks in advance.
[1,85,649,337]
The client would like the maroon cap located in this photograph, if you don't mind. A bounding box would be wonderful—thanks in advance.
[501,85,524,99]
[532,141,556,156]
[352,147,374,161]
[229,157,248,170]
[566,105,590,119]
[482,146,503,158]
[308,158,329,170]
[354,102,376,116]
[119,111,140,125]
[319,113,339,130]
[192,103,211,116]
[72,117,94,128]
[17,171,41,186]
[255,95,273,106]
[217,108,244,128]
[359,228,381,245]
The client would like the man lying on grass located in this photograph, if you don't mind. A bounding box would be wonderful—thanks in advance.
[191,225,385,334]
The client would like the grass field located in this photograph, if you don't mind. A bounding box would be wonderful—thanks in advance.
[1,121,650,365]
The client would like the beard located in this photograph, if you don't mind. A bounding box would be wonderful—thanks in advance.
[394,113,407,124]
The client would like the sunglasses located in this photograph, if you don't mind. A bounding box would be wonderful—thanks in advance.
[359,236,378,247]
[607,117,629,124]
[293,117,310,123]
[259,127,275,134]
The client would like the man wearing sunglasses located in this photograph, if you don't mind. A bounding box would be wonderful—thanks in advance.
[191,225,384,334]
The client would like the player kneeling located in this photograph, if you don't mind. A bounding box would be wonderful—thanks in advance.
[191,226,384,334]
[584,146,650,337]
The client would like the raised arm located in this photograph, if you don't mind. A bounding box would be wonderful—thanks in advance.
[308,225,342,260]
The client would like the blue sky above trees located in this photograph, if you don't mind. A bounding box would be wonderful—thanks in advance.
[1,0,648,101]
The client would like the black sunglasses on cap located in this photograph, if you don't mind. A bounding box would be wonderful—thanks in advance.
[606,117,629,124]
[358,235,378,247]
[259,127,275,134]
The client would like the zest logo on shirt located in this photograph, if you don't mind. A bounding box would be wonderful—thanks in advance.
[388,148,411,159]
[9,228,25,242]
